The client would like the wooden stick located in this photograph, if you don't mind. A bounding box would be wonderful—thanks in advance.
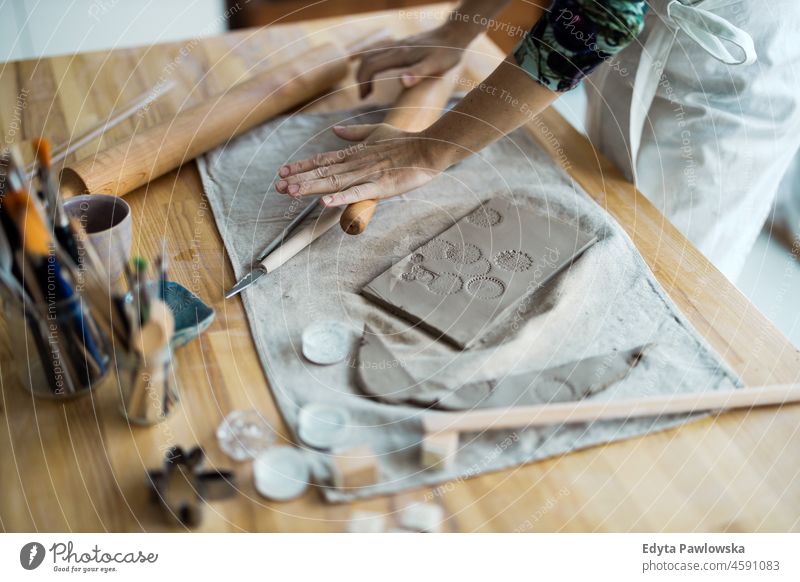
[259,206,344,273]
[339,66,462,235]
[422,384,800,436]
[60,42,350,198]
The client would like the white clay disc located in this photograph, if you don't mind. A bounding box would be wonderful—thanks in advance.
[301,320,352,365]
[398,502,445,532]
[253,446,309,501]
[298,403,351,450]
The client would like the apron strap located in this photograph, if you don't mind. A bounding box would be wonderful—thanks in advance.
[628,0,758,183]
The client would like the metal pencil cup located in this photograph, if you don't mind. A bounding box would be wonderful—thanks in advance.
[117,343,178,425]
[5,294,112,399]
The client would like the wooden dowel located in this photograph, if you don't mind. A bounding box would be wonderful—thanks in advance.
[260,206,344,273]
[422,384,800,435]
[340,66,462,235]
[60,42,350,198]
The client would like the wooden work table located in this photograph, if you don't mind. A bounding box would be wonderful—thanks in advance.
[2,5,799,532]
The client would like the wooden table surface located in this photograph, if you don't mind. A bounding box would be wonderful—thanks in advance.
[2,5,799,533]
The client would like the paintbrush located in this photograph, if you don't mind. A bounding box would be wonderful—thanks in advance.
[32,137,81,264]
[132,256,151,325]
[5,145,30,196]
[156,239,168,301]
[10,186,108,378]
[0,149,10,199]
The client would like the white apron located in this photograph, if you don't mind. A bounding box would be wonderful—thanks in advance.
[586,0,800,279]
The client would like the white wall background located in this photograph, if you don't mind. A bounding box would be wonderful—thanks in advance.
[0,0,225,62]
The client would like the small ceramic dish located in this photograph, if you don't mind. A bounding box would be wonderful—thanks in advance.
[253,446,310,501]
[297,403,351,450]
[128,281,215,349]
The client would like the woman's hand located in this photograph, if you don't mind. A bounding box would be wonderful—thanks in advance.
[275,124,451,207]
[356,24,474,98]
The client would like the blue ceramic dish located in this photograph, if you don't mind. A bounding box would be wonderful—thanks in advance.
[139,280,215,349]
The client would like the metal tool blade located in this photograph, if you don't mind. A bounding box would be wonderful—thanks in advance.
[225,266,266,299]
[225,198,321,299]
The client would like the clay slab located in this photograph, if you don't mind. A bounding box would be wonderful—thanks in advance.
[362,199,597,349]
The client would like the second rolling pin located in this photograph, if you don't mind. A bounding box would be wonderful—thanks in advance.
[339,67,461,235]
[60,41,350,198]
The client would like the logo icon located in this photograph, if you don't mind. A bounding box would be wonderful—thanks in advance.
[20,542,46,570]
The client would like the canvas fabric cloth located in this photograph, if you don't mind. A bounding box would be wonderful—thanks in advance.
[197,106,741,502]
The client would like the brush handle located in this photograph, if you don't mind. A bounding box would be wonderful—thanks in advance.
[60,42,350,198]
[340,67,461,235]
[422,384,800,435]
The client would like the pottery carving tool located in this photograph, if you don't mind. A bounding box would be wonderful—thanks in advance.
[339,66,462,235]
[226,198,320,298]
[225,203,342,298]
[60,41,354,198]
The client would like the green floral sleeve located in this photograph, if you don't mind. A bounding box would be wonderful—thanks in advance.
[513,0,648,92]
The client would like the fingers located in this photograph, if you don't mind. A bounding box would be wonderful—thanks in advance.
[286,169,374,197]
[400,57,442,88]
[321,183,380,207]
[357,47,421,98]
[278,157,379,195]
[277,123,382,182]
[278,149,348,178]
[332,123,378,142]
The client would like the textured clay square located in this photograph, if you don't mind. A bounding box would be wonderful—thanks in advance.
[361,198,597,349]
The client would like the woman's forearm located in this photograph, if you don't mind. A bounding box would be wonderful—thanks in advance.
[424,56,558,169]
[425,0,648,168]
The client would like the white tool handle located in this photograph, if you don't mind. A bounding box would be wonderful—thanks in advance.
[423,384,800,435]
[260,206,344,273]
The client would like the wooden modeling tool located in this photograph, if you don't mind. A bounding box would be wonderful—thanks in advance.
[132,299,174,357]
[421,383,800,445]
[60,42,352,198]
[124,298,177,423]
[225,205,343,298]
[225,198,321,298]
[339,66,462,235]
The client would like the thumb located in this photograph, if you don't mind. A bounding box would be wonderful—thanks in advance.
[400,58,441,88]
[332,123,379,142]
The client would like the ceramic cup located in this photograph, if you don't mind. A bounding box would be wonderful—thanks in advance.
[63,194,132,281]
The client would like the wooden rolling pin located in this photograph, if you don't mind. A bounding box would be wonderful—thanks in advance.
[60,42,350,198]
[339,67,461,235]
[422,384,800,436]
